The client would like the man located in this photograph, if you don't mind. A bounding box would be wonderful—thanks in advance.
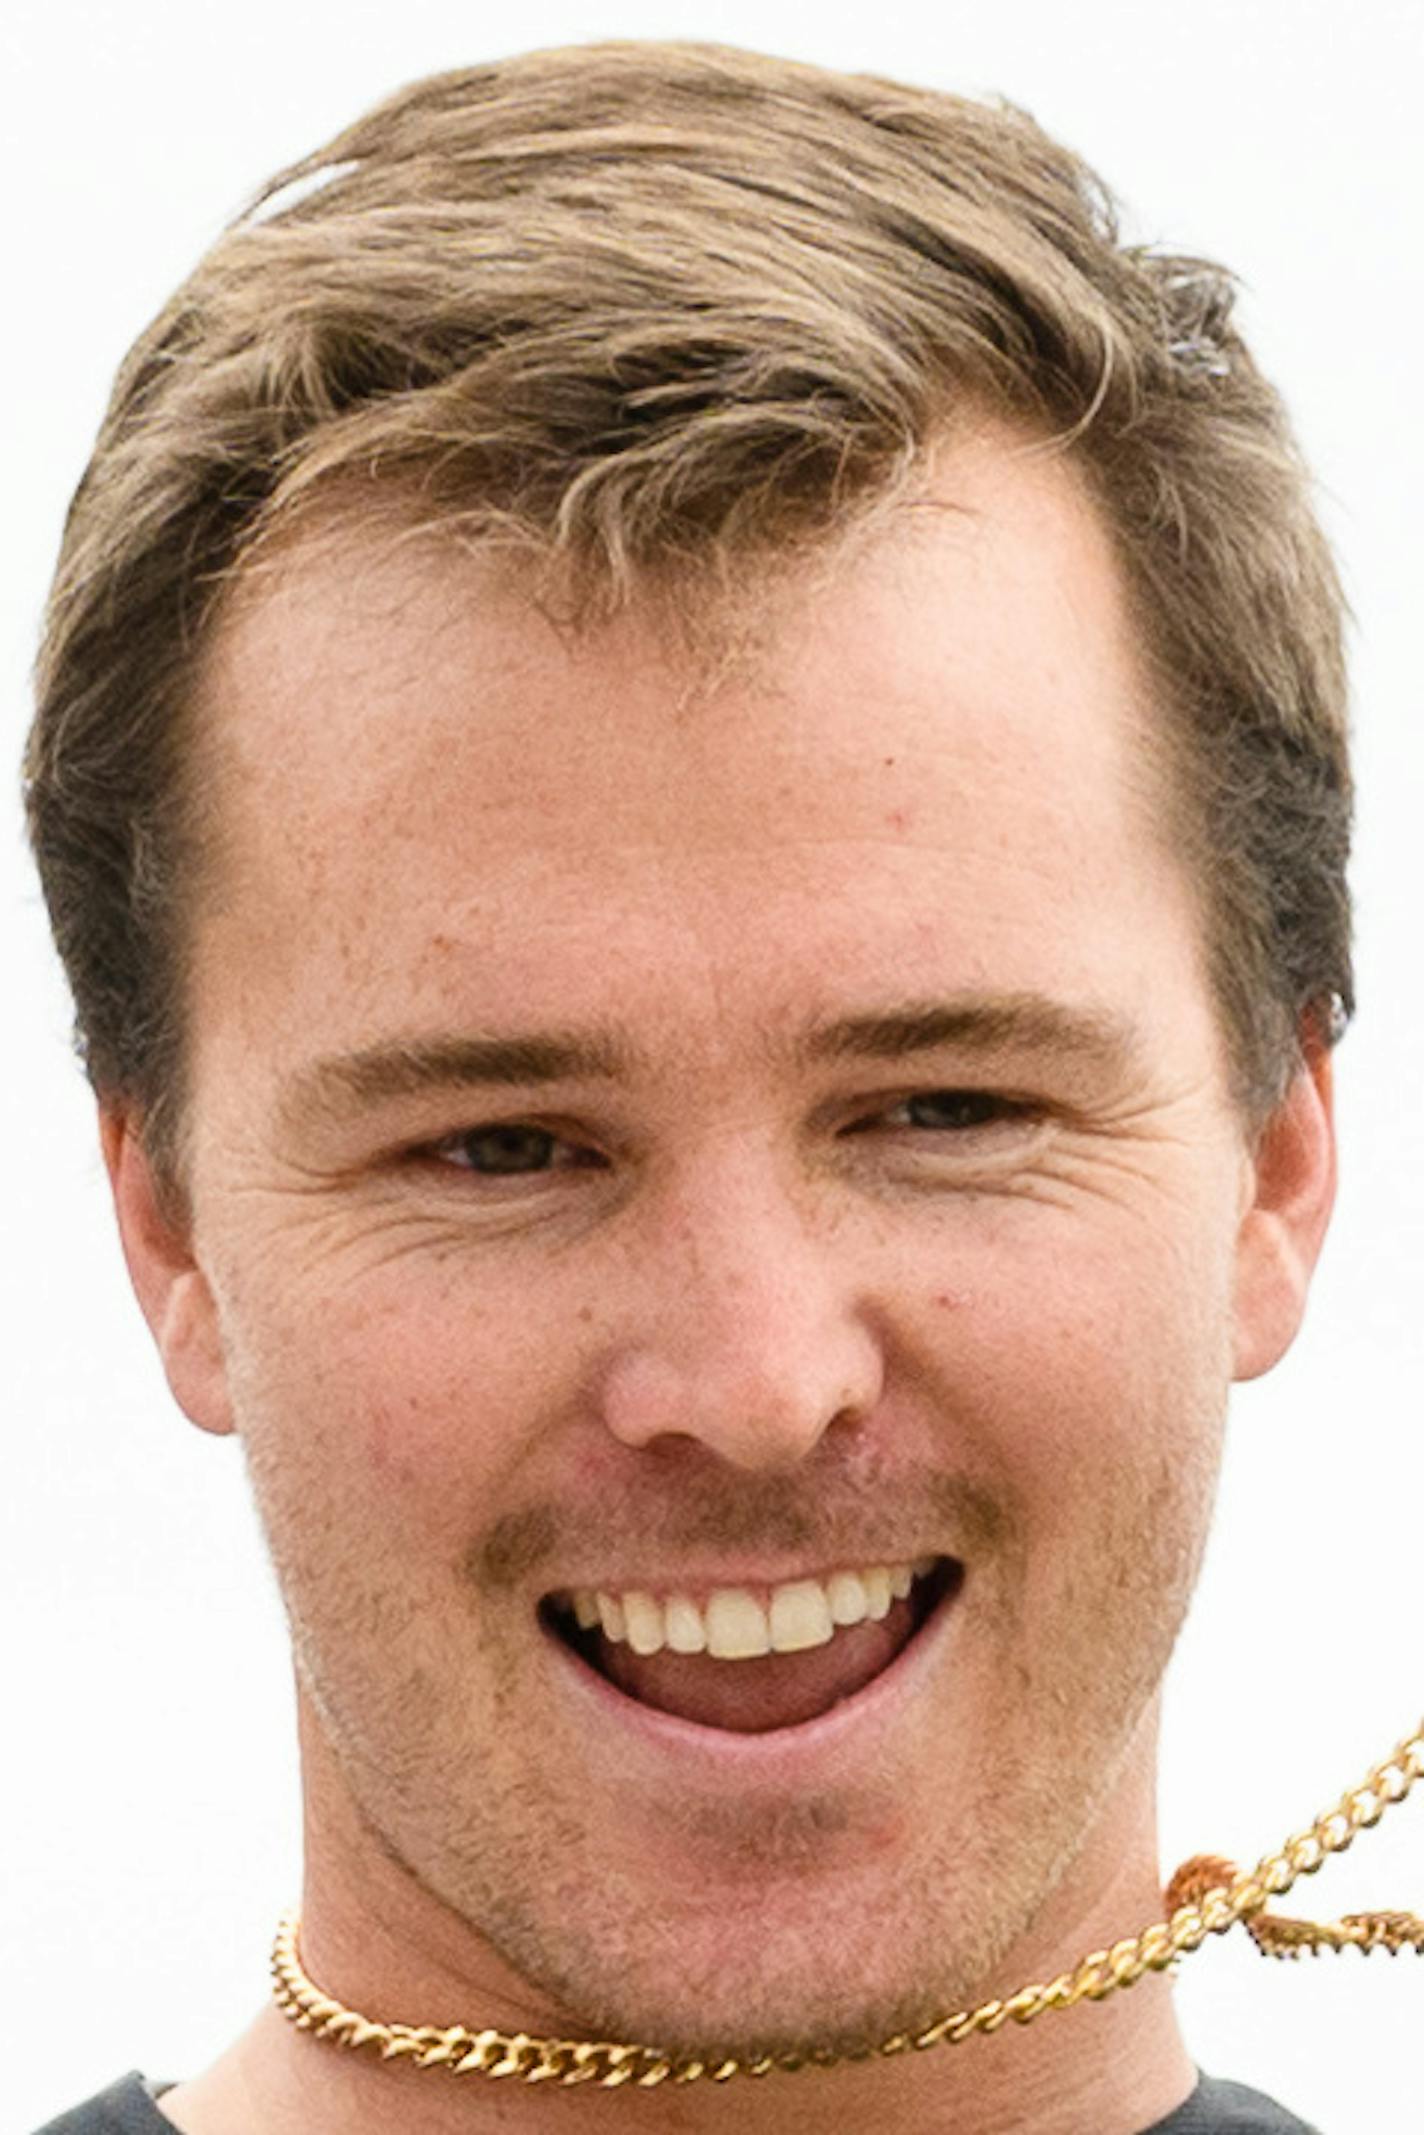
[24,39,1352,2134]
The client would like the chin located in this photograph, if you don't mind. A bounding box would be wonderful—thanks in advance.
[470,1850,1045,2068]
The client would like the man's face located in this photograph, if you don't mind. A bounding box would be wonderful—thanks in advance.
[138,424,1290,2056]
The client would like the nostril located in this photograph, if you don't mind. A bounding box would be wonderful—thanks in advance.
[596,1307,884,1469]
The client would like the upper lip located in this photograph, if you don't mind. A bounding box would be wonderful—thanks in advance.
[542,1553,951,1602]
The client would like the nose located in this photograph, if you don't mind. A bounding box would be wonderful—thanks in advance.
[595,1141,885,1472]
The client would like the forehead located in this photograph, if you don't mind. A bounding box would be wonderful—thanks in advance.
[188,424,1200,1074]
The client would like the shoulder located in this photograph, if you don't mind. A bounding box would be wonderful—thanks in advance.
[28,2073,177,2135]
[1144,2070,1323,2134]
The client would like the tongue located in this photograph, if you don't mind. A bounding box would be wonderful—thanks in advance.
[595,1597,917,1732]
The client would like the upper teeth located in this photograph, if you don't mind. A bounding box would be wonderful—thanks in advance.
[563,1559,937,1661]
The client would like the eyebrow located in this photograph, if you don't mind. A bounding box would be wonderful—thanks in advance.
[280,1029,633,1132]
[281,992,1141,1131]
[798,993,1141,1073]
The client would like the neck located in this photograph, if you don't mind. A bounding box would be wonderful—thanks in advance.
[158,1699,1196,2135]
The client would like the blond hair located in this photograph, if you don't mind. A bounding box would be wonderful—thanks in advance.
[25,40,1351,1177]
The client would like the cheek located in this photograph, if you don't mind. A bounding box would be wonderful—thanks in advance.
[916,1224,1233,1715]
[217,1247,597,1551]
[909,1207,1235,1528]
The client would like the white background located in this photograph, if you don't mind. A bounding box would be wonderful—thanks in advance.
[3,3,1420,2130]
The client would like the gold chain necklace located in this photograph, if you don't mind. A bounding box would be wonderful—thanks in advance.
[271,1717,1424,2090]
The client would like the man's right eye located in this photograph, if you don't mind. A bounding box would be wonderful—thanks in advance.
[430,1124,596,1175]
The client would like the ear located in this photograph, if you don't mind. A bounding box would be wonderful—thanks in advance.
[1232,1029,1337,1383]
[100,1107,236,1437]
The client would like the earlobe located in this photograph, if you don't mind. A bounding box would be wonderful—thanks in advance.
[100,1107,236,1437]
[1232,1032,1338,1383]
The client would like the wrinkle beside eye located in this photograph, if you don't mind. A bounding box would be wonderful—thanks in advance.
[1013,1114,1235,1221]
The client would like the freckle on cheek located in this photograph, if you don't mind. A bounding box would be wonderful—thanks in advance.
[364,1413,419,1487]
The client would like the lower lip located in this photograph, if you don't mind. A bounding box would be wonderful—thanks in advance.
[538,1573,965,1785]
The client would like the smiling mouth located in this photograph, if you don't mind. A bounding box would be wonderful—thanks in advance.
[540,1558,962,1733]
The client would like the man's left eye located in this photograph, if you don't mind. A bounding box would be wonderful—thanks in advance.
[875,1091,1031,1132]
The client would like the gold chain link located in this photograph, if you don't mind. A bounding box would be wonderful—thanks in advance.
[270,1717,1424,2089]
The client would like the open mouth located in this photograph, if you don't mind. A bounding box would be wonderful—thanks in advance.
[540,1557,962,1734]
